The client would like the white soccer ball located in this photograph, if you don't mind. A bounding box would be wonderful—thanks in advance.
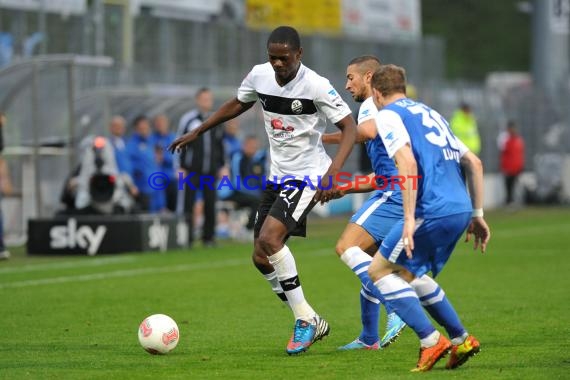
[138,314,180,354]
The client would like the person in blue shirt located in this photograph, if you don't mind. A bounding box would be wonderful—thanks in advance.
[151,114,177,212]
[126,115,161,212]
[108,116,138,201]
[366,64,490,372]
[223,118,242,161]
[323,56,406,350]
[220,135,265,232]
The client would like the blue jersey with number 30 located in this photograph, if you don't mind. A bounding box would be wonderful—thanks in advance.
[375,98,472,219]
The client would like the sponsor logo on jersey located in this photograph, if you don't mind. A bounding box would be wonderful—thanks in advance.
[328,88,338,96]
[271,118,295,132]
[385,132,394,141]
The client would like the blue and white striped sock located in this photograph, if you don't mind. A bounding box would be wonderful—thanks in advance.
[340,247,382,345]
[374,273,435,340]
[411,275,466,340]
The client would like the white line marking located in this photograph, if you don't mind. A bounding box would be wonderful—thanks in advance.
[0,248,335,290]
[0,256,138,274]
[0,258,247,289]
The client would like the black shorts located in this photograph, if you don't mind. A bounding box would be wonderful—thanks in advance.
[253,180,317,239]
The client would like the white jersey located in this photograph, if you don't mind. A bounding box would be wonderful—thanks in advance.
[357,96,378,124]
[237,62,352,182]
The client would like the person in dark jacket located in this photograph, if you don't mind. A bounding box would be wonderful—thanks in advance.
[175,88,225,246]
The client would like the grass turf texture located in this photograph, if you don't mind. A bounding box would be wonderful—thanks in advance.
[1,207,569,379]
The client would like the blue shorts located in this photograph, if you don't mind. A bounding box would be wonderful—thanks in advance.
[379,212,471,277]
[350,191,403,246]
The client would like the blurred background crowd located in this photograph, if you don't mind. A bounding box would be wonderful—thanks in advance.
[0,0,568,249]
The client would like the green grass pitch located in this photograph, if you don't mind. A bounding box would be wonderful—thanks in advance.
[1,207,569,379]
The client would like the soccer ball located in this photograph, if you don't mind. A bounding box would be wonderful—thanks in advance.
[138,314,180,354]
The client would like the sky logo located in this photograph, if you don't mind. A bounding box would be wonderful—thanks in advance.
[385,132,394,140]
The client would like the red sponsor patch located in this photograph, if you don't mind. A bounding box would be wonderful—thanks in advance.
[162,328,179,345]
[140,319,153,338]
[270,118,294,132]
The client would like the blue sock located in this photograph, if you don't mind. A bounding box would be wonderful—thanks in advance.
[374,274,435,339]
[411,275,466,339]
[340,247,384,344]
[358,285,380,345]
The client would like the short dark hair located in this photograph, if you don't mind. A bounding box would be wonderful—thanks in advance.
[348,55,382,75]
[348,55,381,66]
[371,64,407,97]
[195,87,211,98]
[132,115,148,128]
[267,26,301,51]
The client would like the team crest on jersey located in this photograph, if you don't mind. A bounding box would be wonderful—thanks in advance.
[291,99,303,114]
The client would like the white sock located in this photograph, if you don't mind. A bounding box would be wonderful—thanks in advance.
[268,245,316,321]
[451,332,469,345]
[420,330,441,348]
[262,271,290,307]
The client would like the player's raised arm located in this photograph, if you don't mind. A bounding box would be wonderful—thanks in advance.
[169,98,254,153]
[460,150,491,252]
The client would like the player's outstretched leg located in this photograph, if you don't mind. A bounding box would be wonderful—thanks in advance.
[339,246,406,349]
[371,265,450,371]
[266,244,329,355]
[410,275,480,369]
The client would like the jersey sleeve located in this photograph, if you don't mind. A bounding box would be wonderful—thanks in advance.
[375,109,411,158]
[236,68,259,103]
[456,136,470,157]
[313,79,352,124]
[357,97,377,124]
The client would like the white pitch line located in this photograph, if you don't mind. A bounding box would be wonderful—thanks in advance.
[0,258,247,289]
[0,256,138,274]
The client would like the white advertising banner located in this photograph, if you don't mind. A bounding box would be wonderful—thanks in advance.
[0,0,86,15]
[342,0,421,42]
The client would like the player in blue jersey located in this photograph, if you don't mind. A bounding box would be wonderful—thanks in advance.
[323,55,406,350]
[366,64,490,372]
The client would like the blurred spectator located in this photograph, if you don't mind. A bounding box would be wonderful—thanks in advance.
[223,118,242,160]
[0,112,11,259]
[220,135,265,234]
[108,116,139,201]
[151,114,177,212]
[176,88,225,247]
[0,157,12,259]
[450,102,481,155]
[0,111,5,153]
[127,115,161,212]
[498,120,525,206]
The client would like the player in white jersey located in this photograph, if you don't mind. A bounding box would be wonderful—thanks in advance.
[170,26,356,355]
